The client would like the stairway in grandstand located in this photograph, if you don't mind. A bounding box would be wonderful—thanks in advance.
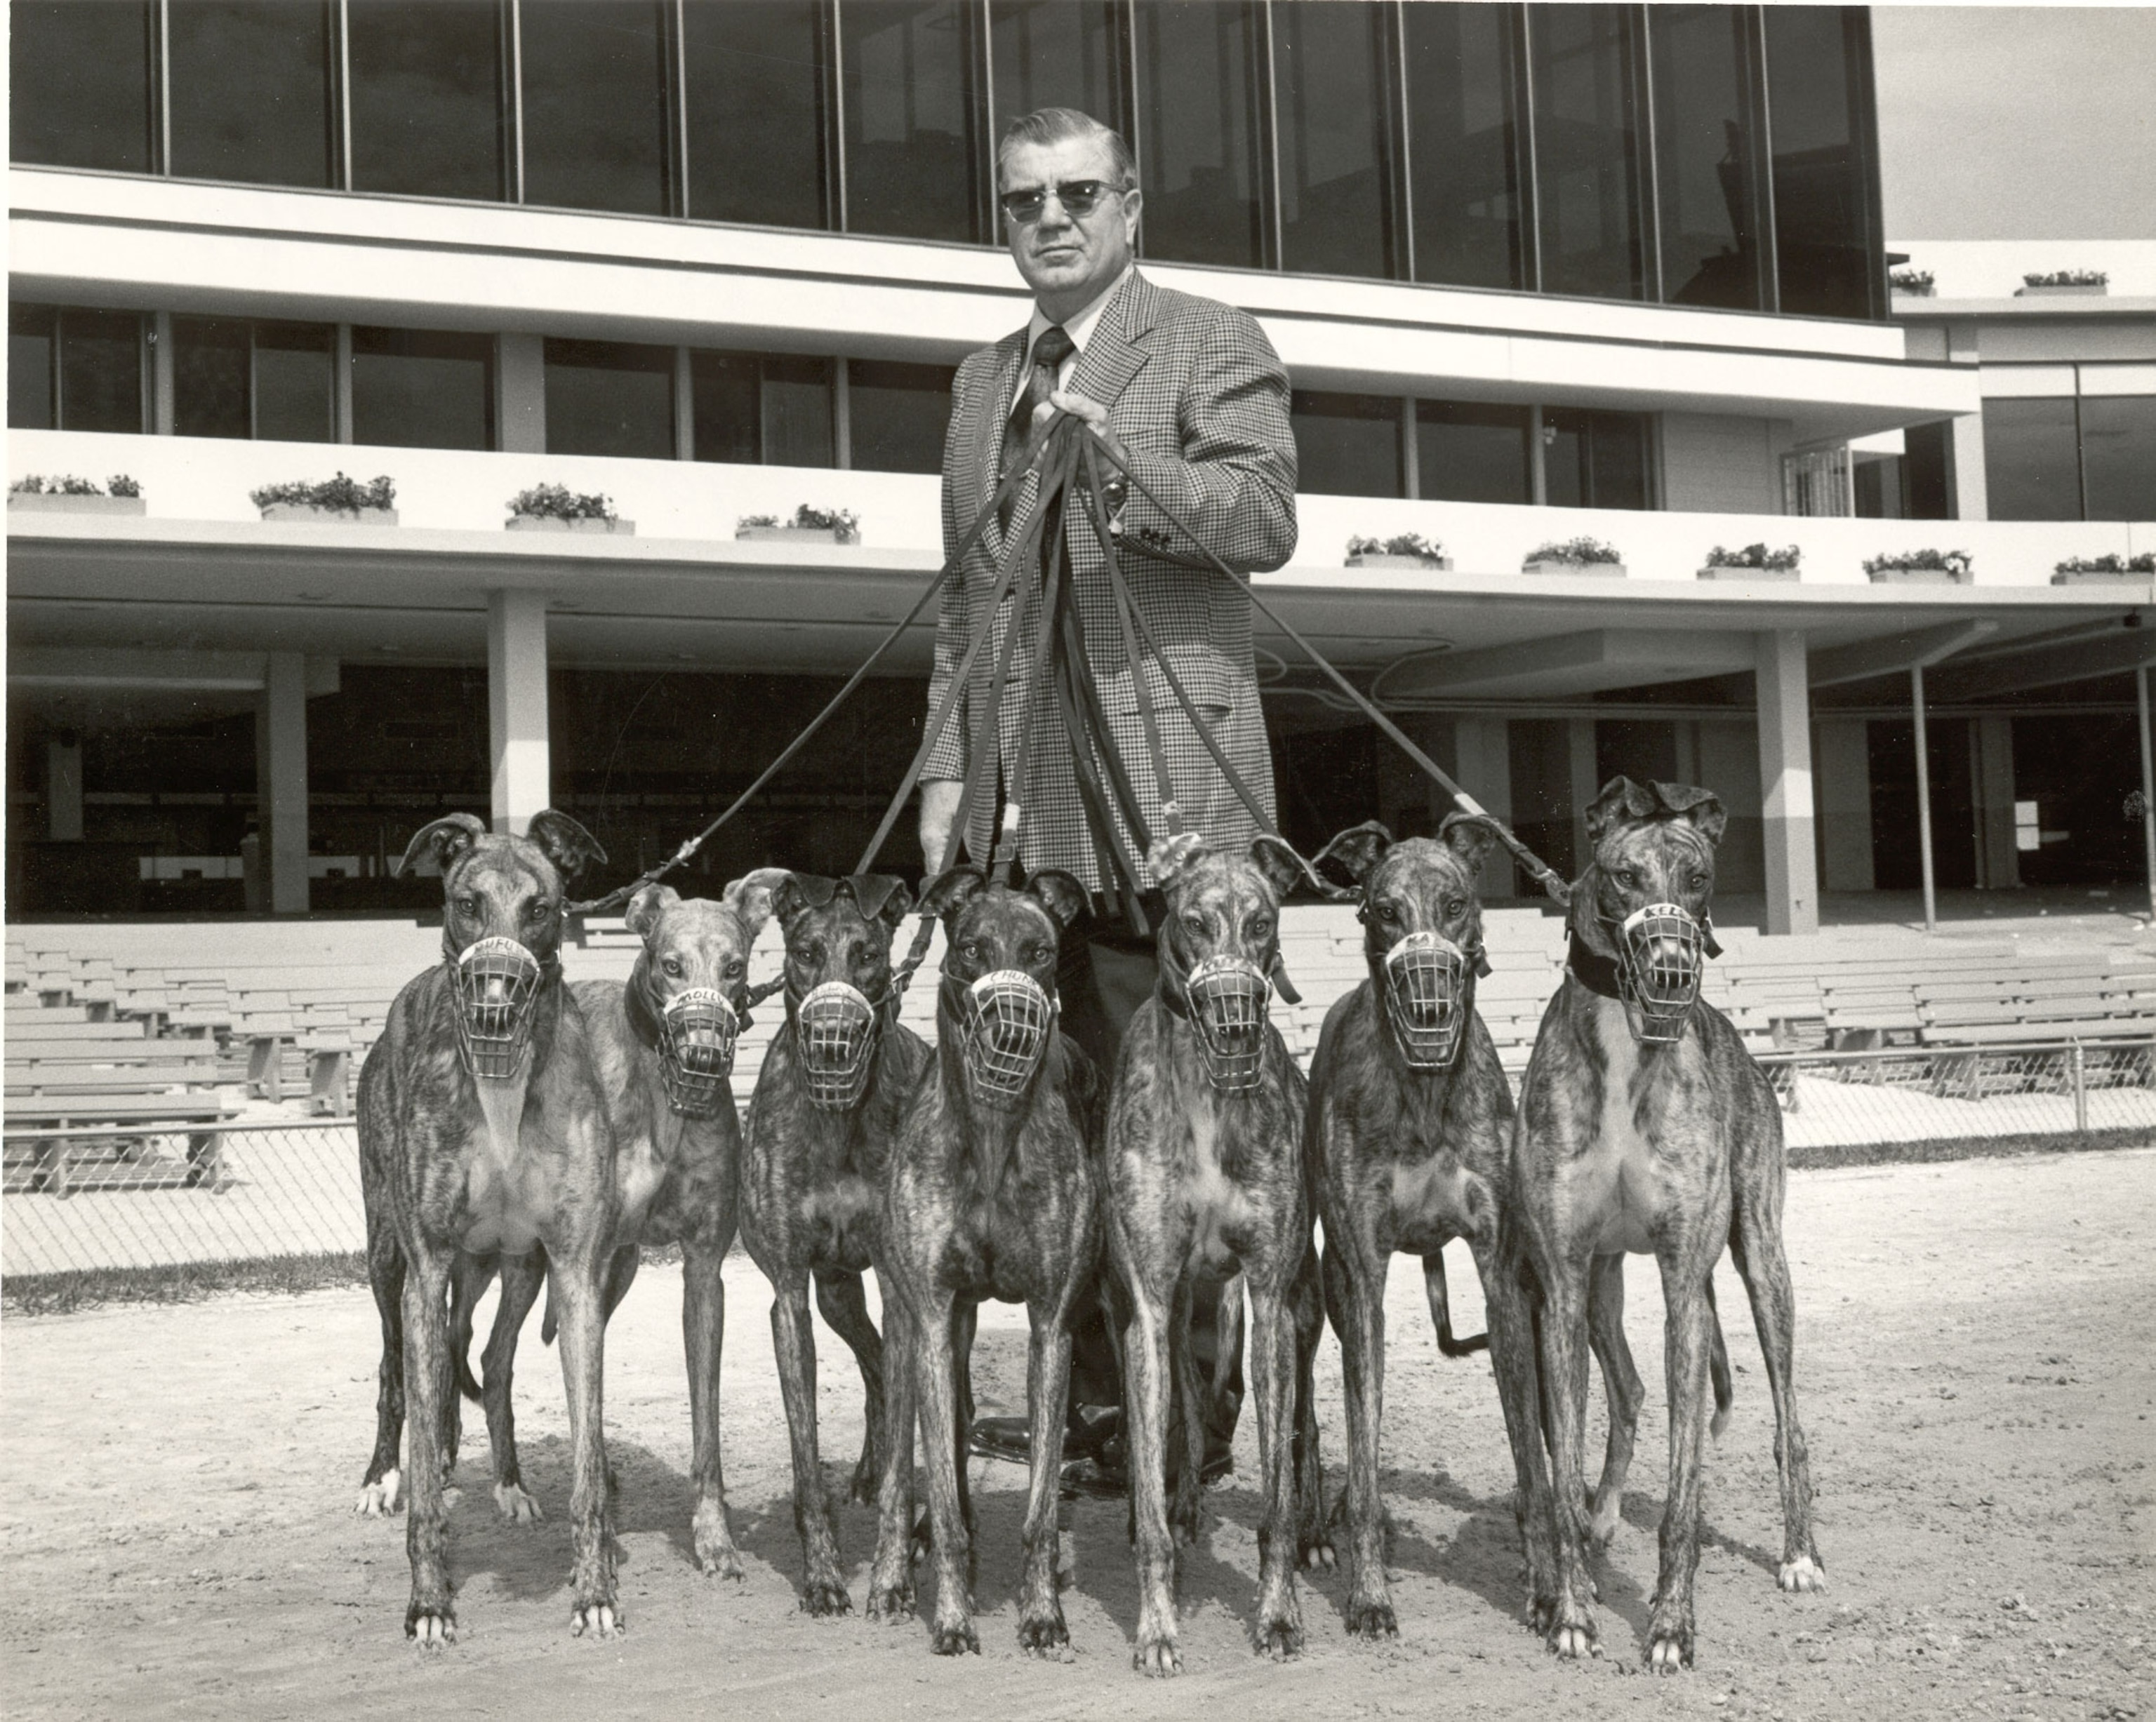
[9,900,2152,1127]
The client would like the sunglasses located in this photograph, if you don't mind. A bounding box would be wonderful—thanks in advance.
[999,179,1122,225]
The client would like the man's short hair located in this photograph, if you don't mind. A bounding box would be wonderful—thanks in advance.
[995,107,1138,192]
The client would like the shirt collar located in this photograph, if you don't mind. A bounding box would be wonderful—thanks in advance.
[1025,264,1134,362]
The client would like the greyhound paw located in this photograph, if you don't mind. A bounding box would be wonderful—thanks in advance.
[570,1603,623,1640]
[801,1578,853,1618]
[1132,1633,1181,1678]
[1254,1611,1303,1662]
[1017,1607,1072,1659]
[1648,1627,1693,1673]
[406,1608,456,1648]
[865,1580,914,1622]
[931,1617,980,1657]
[357,1469,402,1516]
[1298,1524,1337,1571]
[693,1502,744,1580]
[1547,1614,1599,1660]
[1345,1595,1398,1639]
[1778,1554,1826,1594]
[493,1483,543,1524]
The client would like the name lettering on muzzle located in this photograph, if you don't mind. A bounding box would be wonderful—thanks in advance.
[1185,954,1272,1093]
[1612,902,1705,1044]
[794,980,880,1112]
[1380,931,1474,1070]
[658,987,739,1117]
[955,969,1054,1105]
[451,936,544,1082]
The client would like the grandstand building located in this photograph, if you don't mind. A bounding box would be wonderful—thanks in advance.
[8,0,2153,937]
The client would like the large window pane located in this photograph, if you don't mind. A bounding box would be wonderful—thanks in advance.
[168,1,333,188]
[1403,4,1523,291]
[352,328,494,450]
[10,1,154,173]
[1904,420,1952,520]
[253,321,337,442]
[990,1,1124,138]
[841,1,983,244]
[1134,0,1265,269]
[849,359,954,474]
[1416,399,1531,504]
[520,1,671,215]
[688,351,837,465]
[763,354,836,467]
[1528,4,1644,300]
[173,316,255,439]
[58,309,145,433]
[1291,392,1401,498]
[1981,398,2080,521]
[1544,407,1648,509]
[9,305,56,430]
[1765,6,1877,320]
[1650,6,1763,310]
[1272,1,1396,279]
[2080,396,2156,523]
[685,1,827,228]
[348,0,504,201]
[691,352,763,464]
[545,338,674,459]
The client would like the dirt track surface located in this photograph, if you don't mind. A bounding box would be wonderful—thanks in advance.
[4,1149,2152,1722]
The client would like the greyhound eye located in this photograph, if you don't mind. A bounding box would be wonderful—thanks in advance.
[455,894,479,918]
[1689,872,1708,890]
[1376,902,1398,923]
[1444,898,1465,919]
[663,957,683,978]
[1616,869,1639,890]
[524,899,548,921]
[1182,912,1206,937]
[1249,916,1273,943]
[725,958,745,979]
[960,940,981,963]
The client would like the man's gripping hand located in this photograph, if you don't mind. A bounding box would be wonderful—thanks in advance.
[919,779,965,872]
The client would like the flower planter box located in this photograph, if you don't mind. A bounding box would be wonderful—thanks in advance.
[507,514,634,535]
[1698,563,1799,582]
[1522,559,1625,578]
[2016,283,2105,298]
[2051,569,2149,587]
[8,492,146,516]
[736,525,856,545]
[1867,567,1970,587]
[1889,285,1936,298]
[1345,552,1452,571]
[261,502,399,526]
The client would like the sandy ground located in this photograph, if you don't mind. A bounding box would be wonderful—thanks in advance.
[3,1149,2152,1722]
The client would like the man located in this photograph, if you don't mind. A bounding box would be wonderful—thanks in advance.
[919,105,1298,1481]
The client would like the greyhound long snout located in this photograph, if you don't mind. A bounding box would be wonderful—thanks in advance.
[450,935,545,1081]
[1610,902,1705,1044]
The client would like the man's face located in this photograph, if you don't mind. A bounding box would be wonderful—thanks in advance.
[1001,134,1140,309]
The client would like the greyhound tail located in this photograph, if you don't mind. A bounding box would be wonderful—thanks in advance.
[1708,1278,1734,1437]
[1425,1252,1491,1358]
[449,1258,491,1405]
[540,1285,558,1349]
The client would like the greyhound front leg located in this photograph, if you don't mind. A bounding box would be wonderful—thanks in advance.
[1247,1281,1303,1662]
[1472,1229,1560,1629]
[1324,1241,1392,1638]
[551,1256,620,1638]
[914,1290,977,1655]
[358,1214,406,1517]
[1168,1276,1206,1546]
[1648,1251,1717,1672]
[683,1236,743,1580]
[1289,1245,1333,1571]
[1122,1269,1179,1676]
[1016,1304,1074,1657]
[1536,1257,1598,1659]
[481,1251,545,1523]
[814,1268,886,1503]
[772,1275,849,1613]
[399,1245,455,1643]
[865,1275,917,1622]
[1732,1203,1826,1593]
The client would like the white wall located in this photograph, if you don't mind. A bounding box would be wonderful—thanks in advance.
[1659,413,1791,516]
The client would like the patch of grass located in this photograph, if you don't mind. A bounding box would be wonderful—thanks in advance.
[1788,1128,2150,1171]
[4,1251,368,1317]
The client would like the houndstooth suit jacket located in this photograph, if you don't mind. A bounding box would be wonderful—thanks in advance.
[926,269,1296,891]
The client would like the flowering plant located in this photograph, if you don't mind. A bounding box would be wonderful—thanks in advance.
[251,472,396,514]
[1705,542,1802,571]
[2023,269,2106,288]
[2055,552,2155,575]
[1863,548,1972,576]
[1525,536,1623,566]
[509,483,616,522]
[1346,532,1445,562]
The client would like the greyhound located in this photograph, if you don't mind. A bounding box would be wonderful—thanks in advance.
[866,866,1102,1658]
[355,810,618,1644]
[1103,831,1329,1676]
[1514,777,1823,1672]
[739,872,932,1616]
[452,872,785,1580]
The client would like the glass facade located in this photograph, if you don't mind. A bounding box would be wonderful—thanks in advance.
[1134,0,1267,269]
[1543,407,1649,509]
[684,1,828,228]
[1649,6,1763,310]
[1272,2,1397,280]
[347,0,505,202]
[1983,398,2081,523]
[1418,400,1533,505]
[167,0,334,189]
[352,327,493,450]
[1764,6,1878,321]
[848,360,957,474]
[689,351,837,467]
[175,317,337,443]
[990,1,1126,147]
[545,338,677,459]
[842,1,984,244]
[15,307,148,434]
[9,306,58,431]
[10,1,155,175]
[1529,4,1646,301]
[1292,392,1402,498]
[1402,4,1524,291]
[520,1,671,216]
[2080,396,2156,523]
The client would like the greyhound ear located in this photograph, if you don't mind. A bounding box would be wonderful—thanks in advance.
[397,812,487,879]
[917,865,986,925]
[1024,869,1089,932]
[625,881,679,939]
[768,872,808,929]
[1314,820,1392,887]
[1246,834,1315,904]
[524,810,607,882]
[1147,831,1212,893]
[722,867,793,944]
[849,874,914,929]
[1584,777,1658,848]
[1652,781,1729,848]
[1439,812,1500,872]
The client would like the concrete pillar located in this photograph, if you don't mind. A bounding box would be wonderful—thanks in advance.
[149,311,176,435]
[1453,716,1518,898]
[1755,629,1818,935]
[1816,717,1875,893]
[44,734,84,841]
[1948,413,1989,521]
[1972,715,2019,889]
[497,333,547,454]
[1566,716,1600,873]
[488,589,551,835]
[255,651,310,914]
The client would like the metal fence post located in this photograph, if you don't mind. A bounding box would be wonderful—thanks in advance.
[2070,1039,2088,1137]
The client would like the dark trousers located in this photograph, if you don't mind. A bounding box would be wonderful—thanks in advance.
[1057,898,1244,1455]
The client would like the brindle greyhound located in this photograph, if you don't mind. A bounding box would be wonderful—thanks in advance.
[1515,777,1823,1671]
[1305,815,1548,1641]
[740,872,932,1616]
[451,871,786,1580]
[355,810,618,1643]
[1104,831,1329,1676]
[866,866,1101,1658]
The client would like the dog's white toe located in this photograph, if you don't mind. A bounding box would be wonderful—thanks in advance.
[493,1482,543,1523]
[357,1469,401,1516]
[1778,1555,1826,1594]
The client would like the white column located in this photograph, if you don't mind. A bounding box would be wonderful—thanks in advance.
[1566,716,1599,875]
[488,590,551,836]
[1756,629,1818,936]
[1815,717,1875,893]
[1972,716,2018,890]
[45,734,84,841]
[1453,716,1517,898]
[256,651,310,914]
[497,333,547,454]
[1948,413,1989,520]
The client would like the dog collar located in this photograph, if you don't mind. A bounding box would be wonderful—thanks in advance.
[1565,928,1627,1002]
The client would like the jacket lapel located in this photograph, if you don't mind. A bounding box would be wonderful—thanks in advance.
[1066,270,1159,415]
[974,329,1030,566]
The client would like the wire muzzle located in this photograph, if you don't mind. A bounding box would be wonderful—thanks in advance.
[794,980,881,1112]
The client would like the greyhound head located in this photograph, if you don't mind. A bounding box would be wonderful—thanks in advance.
[1576,777,1727,1044]
[1317,815,1497,1072]
[769,872,915,1112]
[625,869,787,1116]
[921,865,1085,1109]
[399,810,606,1081]
[1150,832,1310,1092]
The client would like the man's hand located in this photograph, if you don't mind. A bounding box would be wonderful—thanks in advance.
[919,779,965,873]
[1046,388,1131,514]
